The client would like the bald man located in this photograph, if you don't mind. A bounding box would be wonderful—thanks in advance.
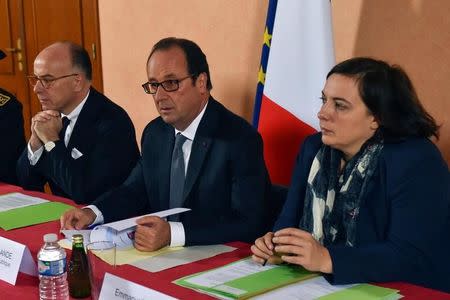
[17,41,139,204]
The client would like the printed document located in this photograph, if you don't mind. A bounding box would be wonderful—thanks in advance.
[61,207,191,248]
[0,192,48,212]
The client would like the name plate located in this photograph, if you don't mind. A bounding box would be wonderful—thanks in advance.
[0,236,37,285]
[99,273,176,300]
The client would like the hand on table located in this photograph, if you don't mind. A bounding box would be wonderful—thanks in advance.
[134,216,171,252]
[60,208,96,230]
[251,232,283,265]
[272,227,332,273]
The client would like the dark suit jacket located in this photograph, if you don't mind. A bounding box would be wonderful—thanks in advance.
[94,98,270,245]
[0,88,25,184]
[16,88,140,204]
[274,133,450,292]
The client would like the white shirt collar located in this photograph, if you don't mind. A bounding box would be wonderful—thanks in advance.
[174,100,208,140]
[61,90,90,121]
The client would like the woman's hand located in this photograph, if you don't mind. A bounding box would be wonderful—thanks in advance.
[251,232,278,265]
[273,228,333,273]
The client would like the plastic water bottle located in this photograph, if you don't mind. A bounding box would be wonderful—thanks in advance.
[37,233,69,300]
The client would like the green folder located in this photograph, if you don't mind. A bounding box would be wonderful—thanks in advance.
[0,202,73,230]
[318,284,401,300]
[174,258,318,299]
[174,258,402,300]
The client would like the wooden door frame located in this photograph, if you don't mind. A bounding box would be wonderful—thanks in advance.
[0,0,31,138]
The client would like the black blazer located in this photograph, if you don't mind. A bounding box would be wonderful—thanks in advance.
[95,98,271,245]
[275,133,450,292]
[17,88,140,204]
[0,88,25,184]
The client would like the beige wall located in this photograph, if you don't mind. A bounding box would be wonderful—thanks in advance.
[332,0,450,164]
[99,0,449,163]
[98,0,268,142]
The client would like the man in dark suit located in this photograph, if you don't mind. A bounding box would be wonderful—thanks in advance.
[61,37,270,251]
[0,50,26,184]
[17,42,139,204]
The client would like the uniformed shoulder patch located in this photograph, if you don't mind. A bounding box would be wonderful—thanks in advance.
[0,92,11,106]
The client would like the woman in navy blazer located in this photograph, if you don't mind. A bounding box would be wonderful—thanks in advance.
[251,57,450,292]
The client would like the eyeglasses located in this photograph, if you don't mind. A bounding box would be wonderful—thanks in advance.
[141,75,194,94]
[27,73,78,89]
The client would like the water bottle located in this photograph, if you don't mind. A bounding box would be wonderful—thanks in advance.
[37,233,69,300]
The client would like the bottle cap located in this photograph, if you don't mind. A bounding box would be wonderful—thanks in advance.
[43,233,58,243]
[72,234,84,244]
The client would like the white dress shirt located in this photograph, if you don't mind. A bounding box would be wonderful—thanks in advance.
[87,101,209,247]
[27,91,90,164]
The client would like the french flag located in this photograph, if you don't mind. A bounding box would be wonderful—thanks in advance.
[253,0,335,185]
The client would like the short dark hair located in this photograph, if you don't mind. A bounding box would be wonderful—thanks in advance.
[63,41,92,81]
[147,37,212,90]
[327,57,439,140]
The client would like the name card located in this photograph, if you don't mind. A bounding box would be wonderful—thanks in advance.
[99,273,176,300]
[0,236,37,285]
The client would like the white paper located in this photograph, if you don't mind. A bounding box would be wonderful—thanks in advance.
[99,272,177,300]
[0,236,37,285]
[19,247,38,276]
[185,258,276,288]
[131,244,236,272]
[253,276,356,300]
[61,208,191,249]
[104,207,190,231]
[0,192,48,212]
[90,226,135,249]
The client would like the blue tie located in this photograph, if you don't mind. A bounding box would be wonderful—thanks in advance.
[59,116,70,144]
[169,133,187,221]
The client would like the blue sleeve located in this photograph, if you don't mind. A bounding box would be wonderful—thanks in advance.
[326,141,450,291]
[94,157,149,223]
[273,133,321,231]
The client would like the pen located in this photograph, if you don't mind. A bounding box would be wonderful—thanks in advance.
[262,253,284,266]
[87,223,98,230]
[262,255,275,266]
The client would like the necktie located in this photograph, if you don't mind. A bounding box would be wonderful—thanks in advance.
[169,133,188,221]
[59,116,70,144]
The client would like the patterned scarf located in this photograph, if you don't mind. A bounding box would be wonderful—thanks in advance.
[299,139,383,247]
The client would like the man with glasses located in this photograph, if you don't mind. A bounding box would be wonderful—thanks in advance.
[0,50,26,184]
[17,41,139,204]
[61,37,270,251]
